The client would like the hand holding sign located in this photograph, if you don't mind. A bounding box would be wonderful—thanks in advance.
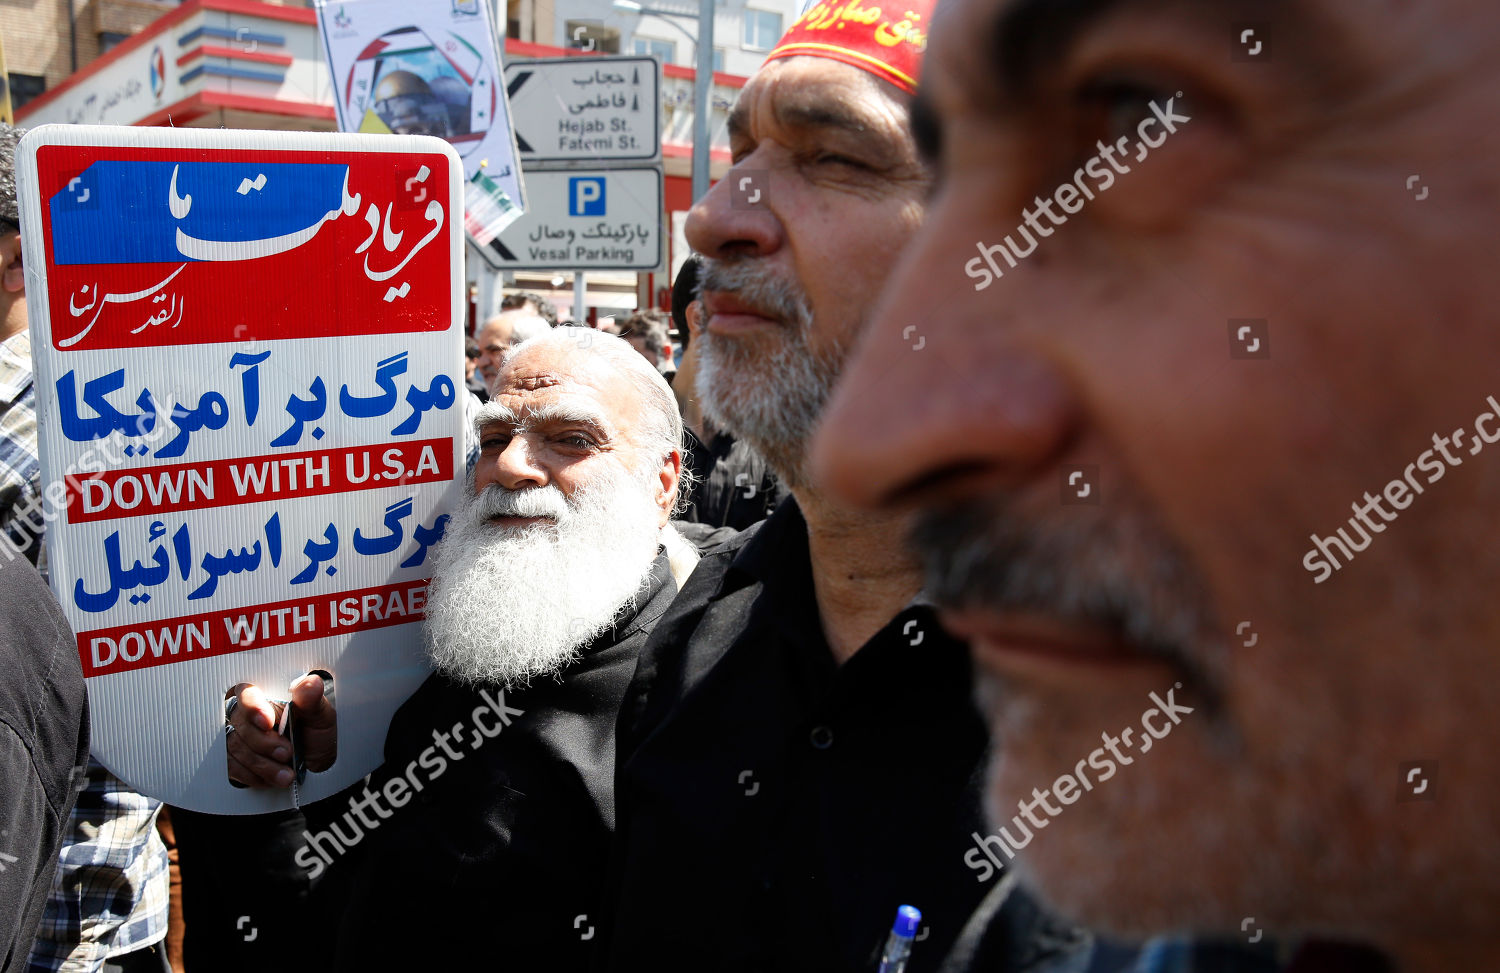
[226,673,338,789]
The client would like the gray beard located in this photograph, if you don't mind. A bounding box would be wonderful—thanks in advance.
[421,466,663,687]
[693,259,847,488]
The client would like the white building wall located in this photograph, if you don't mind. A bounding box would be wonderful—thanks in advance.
[546,0,801,78]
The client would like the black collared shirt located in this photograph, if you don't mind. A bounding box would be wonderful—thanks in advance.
[678,427,782,531]
[325,553,678,972]
[604,500,995,973]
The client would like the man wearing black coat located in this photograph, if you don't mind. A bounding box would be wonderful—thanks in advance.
[597,5,1097,970]
[0,557,88,973]
[226,329,687,970]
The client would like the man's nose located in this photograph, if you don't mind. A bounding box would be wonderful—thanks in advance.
[479,436,548,493]
[810,204,1081,509]
[686,164,783,260]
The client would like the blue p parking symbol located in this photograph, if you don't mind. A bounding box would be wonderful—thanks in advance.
[569,177,606,216]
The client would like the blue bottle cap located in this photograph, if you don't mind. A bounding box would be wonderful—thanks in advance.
[892,904,922,939]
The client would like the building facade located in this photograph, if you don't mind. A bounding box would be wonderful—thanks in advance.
[506,0,799,79]
[6,0,779,322]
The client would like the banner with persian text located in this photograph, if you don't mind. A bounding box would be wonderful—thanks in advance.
[17,125,465,813]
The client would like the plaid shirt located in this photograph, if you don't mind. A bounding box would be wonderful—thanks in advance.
[0,331,169,970]
[26,762,169,972]
[0,329,44,567]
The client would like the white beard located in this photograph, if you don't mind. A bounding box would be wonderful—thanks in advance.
[421,464,664,687]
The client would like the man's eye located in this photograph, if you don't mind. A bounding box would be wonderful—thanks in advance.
[1076,78,1175,147]
[559,435,597,449]
[480,434,512,450]
[814,152,866,169]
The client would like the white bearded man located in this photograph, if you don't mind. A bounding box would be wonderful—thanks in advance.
[224,329,689,971]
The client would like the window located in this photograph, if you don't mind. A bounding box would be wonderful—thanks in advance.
[7,74,44,111]
[713,48,725,72]
[98,31,129,54]
[565,20,621,54]
[742,9,781,50]
[632,37,677,63]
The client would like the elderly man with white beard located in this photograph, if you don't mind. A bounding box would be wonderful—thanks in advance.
[223,328,687,971]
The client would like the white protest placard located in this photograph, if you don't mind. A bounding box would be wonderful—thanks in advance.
[316,0,526,244]
[16,125,465,814]
[504,55,661,164]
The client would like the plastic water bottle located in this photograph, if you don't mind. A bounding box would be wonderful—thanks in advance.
[876,904,922,973]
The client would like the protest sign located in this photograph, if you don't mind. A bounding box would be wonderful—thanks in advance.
[16,125,465,814]
[316,0,526,244]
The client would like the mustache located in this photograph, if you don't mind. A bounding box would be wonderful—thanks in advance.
[909,493,1225,699]
[698,256,814,331]
[470,483,572,524]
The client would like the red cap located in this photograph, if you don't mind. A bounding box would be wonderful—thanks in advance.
[763,0,934,95]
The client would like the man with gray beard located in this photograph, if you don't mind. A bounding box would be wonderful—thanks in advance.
[807,0,1500,970]
[597,5,1098,972]
[224,329,687,971]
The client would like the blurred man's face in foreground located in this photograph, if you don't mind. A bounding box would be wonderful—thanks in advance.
[812,0,1500,966]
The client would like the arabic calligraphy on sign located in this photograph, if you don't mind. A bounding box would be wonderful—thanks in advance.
[791,0,928,49]
[571,69,628,87]
[55,349,457,460]
[72,495,449,615]
[37,147,455,352]
[526,221,653,248]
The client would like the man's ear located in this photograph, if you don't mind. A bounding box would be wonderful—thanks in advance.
[685,300,705,340]
[655,448,683,526]
[2,234,23,295]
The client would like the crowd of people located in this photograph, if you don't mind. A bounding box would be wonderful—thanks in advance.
[2,0,1496,970]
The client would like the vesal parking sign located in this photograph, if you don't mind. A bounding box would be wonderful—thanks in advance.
[479,168,661,272]
[569,177,606,216]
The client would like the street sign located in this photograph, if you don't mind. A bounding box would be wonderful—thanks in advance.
[481,167,663,271]
[505,56,661,164]
[16,125,465,814]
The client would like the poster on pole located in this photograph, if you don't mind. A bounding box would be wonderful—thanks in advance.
[16,125,466,814]
[316,0,526,245]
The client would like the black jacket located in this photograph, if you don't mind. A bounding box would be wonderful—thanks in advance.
[678,428,782,531]
[603,500,999,973]
[326,553,677,972]
[0,558,88,973]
